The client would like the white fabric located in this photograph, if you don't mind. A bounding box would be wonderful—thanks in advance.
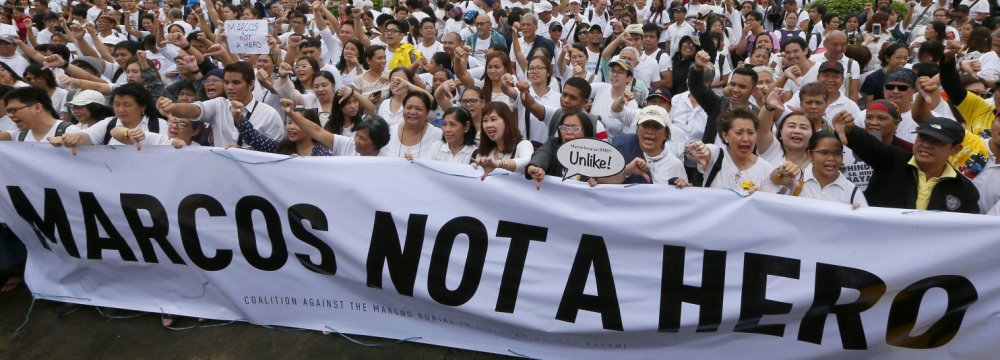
[381,123,443,159]
[972,155,1000,215]
[4,145,1000,358]
[797,163,868,206]
[193,97,285,148]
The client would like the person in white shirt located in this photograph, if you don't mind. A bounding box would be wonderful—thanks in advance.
[156,63,285,147]
[0,87,80,143]
[0,35,29,77]
[794,131,868,205]
[52,83,168,150]
[784,63,862,130]
[583,0,612,38]
[805,31,861,102]
[382,91,443,159]
[414,18,443,59]
[430,106,478,164]
[664,7,695,56]
[975,30,1000,88]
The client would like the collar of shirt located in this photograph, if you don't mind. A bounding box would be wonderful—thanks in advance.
[908,156,958,180]
[802,163,850,190]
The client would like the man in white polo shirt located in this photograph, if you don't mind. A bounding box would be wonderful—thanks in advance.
[805,31,861,102]
[156,62,284,147]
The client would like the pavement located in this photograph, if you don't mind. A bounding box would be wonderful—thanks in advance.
[0,282,512,360]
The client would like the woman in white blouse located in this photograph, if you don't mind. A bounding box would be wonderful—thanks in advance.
[687,107,793,192]
[793,131,868,206]
[475,102,534,179]
[430,106,478,164]
[381,91,442,159]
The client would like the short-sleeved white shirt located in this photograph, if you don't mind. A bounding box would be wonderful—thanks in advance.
[194,97,285,147]
[797,164,868,205]
[701,144,779,192]
[84,116,169,145]
[381,123,443,159]
[8,120,80,143]
[431,141,476,164]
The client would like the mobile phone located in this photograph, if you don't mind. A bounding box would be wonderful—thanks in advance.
[873,23,881,36]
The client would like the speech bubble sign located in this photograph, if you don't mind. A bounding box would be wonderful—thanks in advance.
[225,20,269,55]
[556,138,626,181]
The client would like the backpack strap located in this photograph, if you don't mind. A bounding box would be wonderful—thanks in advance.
[850,186,859,204]
[103,118,118,145]
[112,67,125,83]
[703,150,725,187]
[16,129,27,142]
[54,121,72,137]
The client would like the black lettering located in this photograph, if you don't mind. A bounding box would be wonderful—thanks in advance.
[798,263,886,349]
[5,186,80,257]
[427,217,488,306]
[886,275,978,349]
[178,194,232,271]
[494,220,548,313]
[659,245,727,332]
[80,192,137,261]
[366,211,427,296]
[735,253,800,337]
[120,193,185,265]
[555,234,623,331]
[288,203,336,275]
[235,196,287,271]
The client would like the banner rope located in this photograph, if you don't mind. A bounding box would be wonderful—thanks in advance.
[159,308,241,331]
[409,160,509,179]
[180,281,210,299]
[209,149,294,165]
[324,325,422,347]
[11,296,36,337]
[95,307,147,320]
[507,349,541,359]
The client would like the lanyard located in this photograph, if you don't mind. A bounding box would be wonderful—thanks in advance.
[236,100,260,146]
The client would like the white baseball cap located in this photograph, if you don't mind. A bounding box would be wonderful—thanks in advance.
[67,90,108,107]
[637,106,669,127]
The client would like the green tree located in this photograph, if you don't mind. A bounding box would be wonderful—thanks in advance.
[808,0,909,23]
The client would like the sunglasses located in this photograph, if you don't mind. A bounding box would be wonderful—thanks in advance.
[884,84,910,91]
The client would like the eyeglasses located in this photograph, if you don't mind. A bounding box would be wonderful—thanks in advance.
[527,66,546,72]
[476,21,491,26]
[459,98,482,105]
[6,104,31,114]
[558,125,582,133]
[383,28,401,34]
[884,84,910,91]
[610,68,629,75]
[168,121,192,129]
[812,150,844,158]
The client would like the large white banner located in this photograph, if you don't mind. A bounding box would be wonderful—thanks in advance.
[1,143,999,359]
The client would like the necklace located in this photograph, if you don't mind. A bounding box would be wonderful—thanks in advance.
[397,123,428,158]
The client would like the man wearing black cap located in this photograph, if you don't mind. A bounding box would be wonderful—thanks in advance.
[783,60,861,128]
[836,116,980,213]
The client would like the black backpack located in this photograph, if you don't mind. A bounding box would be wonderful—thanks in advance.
[17,121,72,142]
[102,117,160,145]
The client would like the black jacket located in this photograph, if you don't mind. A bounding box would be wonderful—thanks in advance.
[846,128,980,213]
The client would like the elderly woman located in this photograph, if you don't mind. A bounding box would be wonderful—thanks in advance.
[603,106,688,185]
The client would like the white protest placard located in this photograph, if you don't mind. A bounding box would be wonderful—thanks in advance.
[225,20,269,54]
[556,138,626,180]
